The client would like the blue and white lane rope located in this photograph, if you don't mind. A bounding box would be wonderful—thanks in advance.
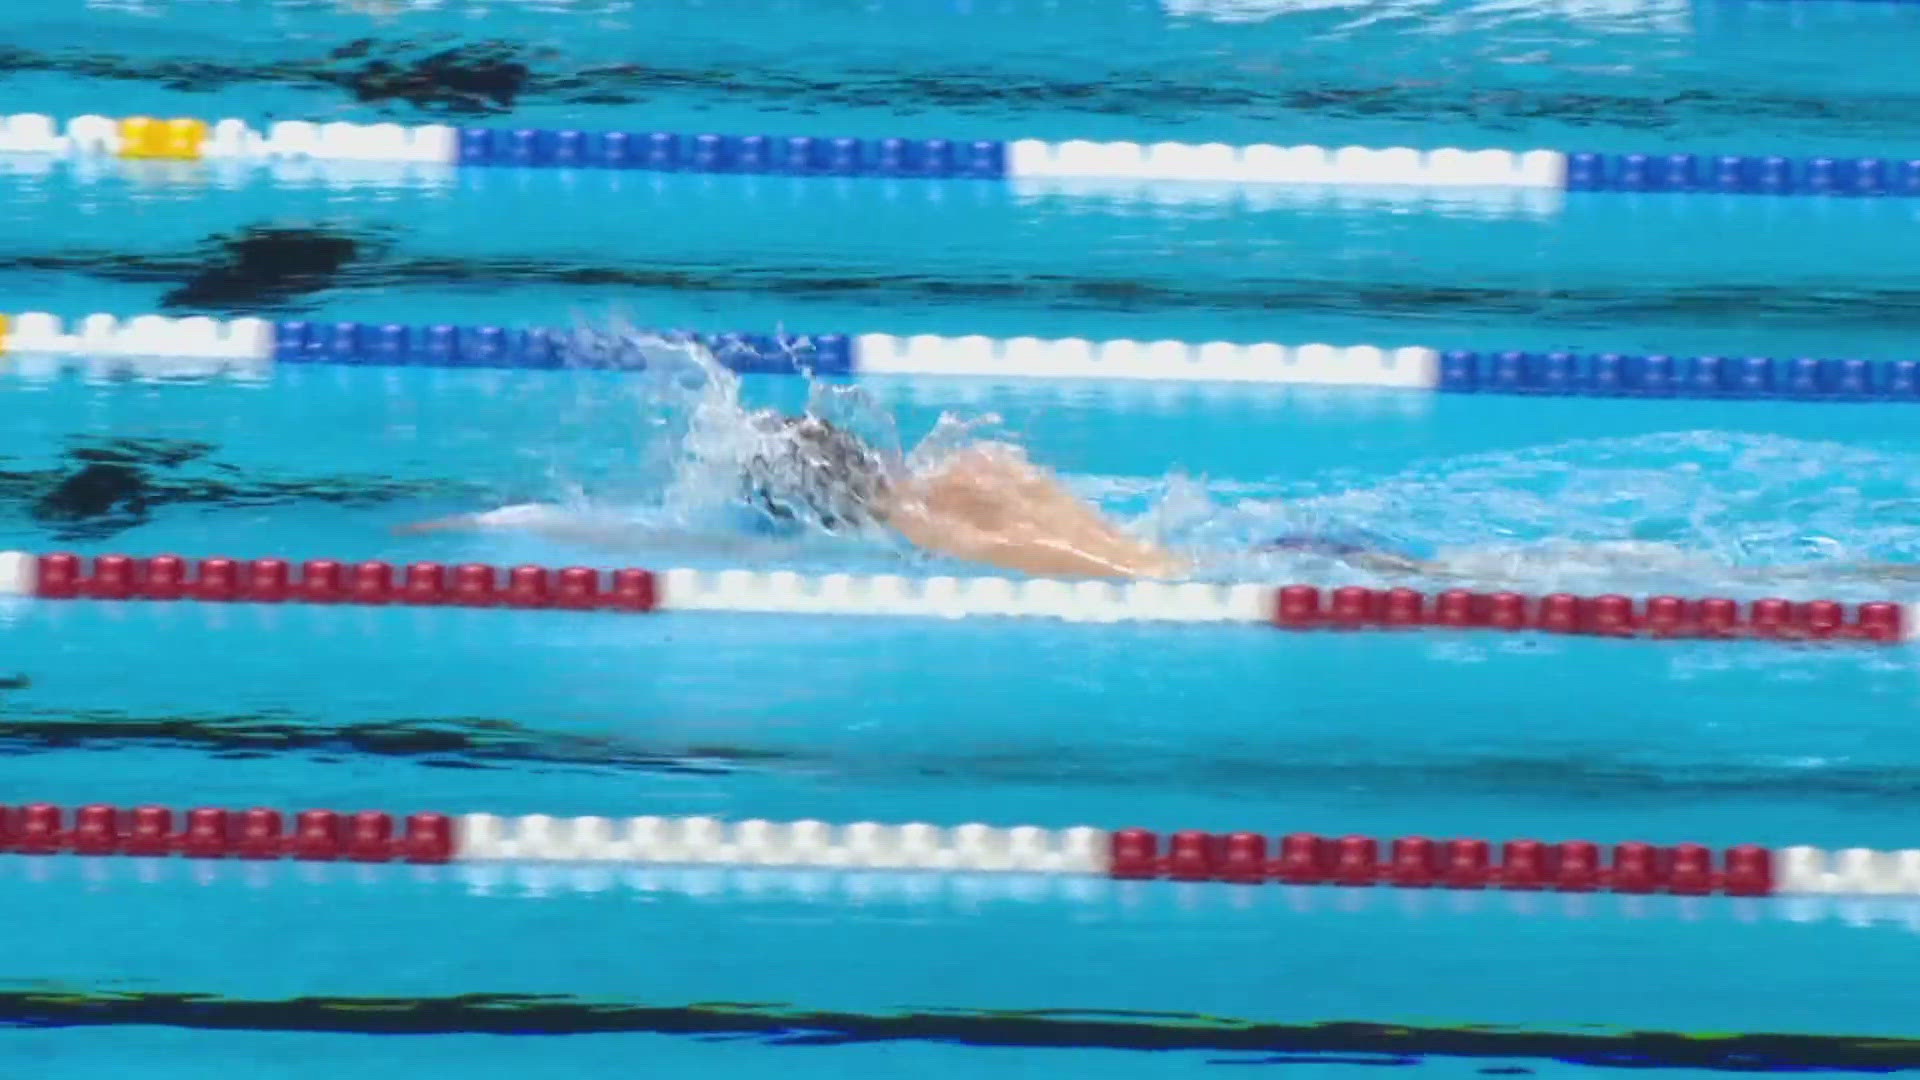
[6,311,1920,403]
[3,112,1918,198]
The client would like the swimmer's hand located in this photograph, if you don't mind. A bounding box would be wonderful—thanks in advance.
[394,505,562,538]
[392,505,787,559]
[393,515,479,536]
[392,509,635,547]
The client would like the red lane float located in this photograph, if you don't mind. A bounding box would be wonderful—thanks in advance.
[1107,828,1773,896]
[0,804,453,863]
[1273,583,1904,642]
[11,552,1907,644]
[30,552,656,611]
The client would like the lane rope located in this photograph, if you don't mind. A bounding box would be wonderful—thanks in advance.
[5,552,1908,644]
[0,112,1912,198]
[5,311,1920,403]
[0,801,1912,898]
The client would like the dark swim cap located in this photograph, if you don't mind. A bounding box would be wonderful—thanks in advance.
[740,413,891,532]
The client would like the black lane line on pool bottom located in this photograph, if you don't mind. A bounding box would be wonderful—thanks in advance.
[0,990,1909,1072]
[17,708,1920,812]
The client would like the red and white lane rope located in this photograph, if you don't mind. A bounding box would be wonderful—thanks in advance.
[0,552,1908,643]
[0,802,1913,898]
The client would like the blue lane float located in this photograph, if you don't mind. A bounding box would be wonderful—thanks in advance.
[1563,153,1920,196]
[455,128,1008,180]
[1435,350,1920,400]
[269,322,856,376]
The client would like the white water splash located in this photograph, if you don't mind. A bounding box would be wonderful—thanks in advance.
[1165,430,1920,595]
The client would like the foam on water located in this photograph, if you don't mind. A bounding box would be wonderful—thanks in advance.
[504,325,923,562]
[1162,430,1920,596]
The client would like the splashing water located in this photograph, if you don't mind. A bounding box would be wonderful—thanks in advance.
[561,325,1070,500]
[521,327,1920,595]
[526,325,936,563]
[1168,430,1920,596]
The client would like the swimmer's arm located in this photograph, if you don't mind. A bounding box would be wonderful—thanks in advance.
[1345,550,1436,578]
[1347,550,1558,589]
[396,513,659,549]
[395,510,637,546]
[394,514,490,536]
[1759,561,1920,583]
[396,509,781,557]
[1351,550,1920,588]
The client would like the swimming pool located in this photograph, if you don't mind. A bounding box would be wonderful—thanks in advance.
[7,0,1920,1075]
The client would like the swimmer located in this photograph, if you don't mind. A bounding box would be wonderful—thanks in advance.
[402,411,1187,579]
[402,411,1920,587]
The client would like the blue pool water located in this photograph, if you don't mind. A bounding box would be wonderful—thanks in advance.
[7,0,1920,1076]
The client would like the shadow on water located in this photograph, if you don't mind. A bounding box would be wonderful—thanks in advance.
[0,436,478,542]
[160,228,375,310]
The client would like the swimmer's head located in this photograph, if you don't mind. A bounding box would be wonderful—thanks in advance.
[740,412,892,532]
